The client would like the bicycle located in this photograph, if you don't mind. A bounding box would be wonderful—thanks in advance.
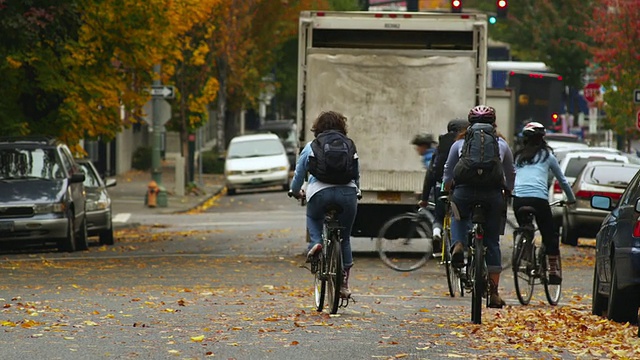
[439,195,463,298]
[289,191,350,314]
[376,203,436,272]
[511,200,565,306]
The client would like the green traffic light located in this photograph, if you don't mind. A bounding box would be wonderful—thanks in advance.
[489,16,497,24]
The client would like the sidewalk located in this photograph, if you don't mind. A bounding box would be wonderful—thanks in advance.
[108,160,225,225]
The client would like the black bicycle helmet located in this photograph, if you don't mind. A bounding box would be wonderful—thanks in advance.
[522,121,546,137]
[468,105,496,124]
[447,119,470,133]
[411,133,434,146]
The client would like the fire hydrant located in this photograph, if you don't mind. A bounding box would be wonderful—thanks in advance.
[147,181,160,208]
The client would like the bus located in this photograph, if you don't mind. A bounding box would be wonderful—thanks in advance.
[487,61,548,89]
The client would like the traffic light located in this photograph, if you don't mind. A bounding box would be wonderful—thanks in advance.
[496,0,508,19]
[451,0,462,13]
[488,14,497,24]
[552,113,560,129]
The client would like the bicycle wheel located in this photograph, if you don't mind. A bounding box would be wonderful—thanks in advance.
[377,212,433,272]
[513,233,534,306]
[313,253,326,312]
[325,235,343,314]
[542,249,562,305]
[471,230,484,324]
[444,227,461,297]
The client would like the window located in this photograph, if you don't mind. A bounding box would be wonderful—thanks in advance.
[227,139,284,159]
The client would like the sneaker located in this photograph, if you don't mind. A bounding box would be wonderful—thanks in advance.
[547,255,562,285]
[306,243,322,262]
[432,227,442,241]
[451,242,465,268]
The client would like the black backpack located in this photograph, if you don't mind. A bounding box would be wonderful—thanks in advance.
[453,123,505,188]
[308,130,357,185]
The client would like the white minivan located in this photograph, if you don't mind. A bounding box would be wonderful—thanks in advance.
[224,133,290,195]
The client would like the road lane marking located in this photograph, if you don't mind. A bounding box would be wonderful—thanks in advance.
[113,213,131,223]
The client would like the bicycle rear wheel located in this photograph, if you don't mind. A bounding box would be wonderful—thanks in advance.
[471,232,484,324]
[377,213,433,272]
[542,249,562,305]
[444,227,461,297]
[313,254,326,312]
[326,236,343,314]
[513,233,534,305]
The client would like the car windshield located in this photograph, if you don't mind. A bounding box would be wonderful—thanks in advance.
[79,162,101,187]
[589,166,639,187]
[0,148,62,180]
[227,139,284,159]
[566,157,623,178]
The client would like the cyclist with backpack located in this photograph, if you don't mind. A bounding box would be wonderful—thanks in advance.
[443,105,516,308]
[289,111,360,299]
[512,122,576,285]
[419,119,470,244]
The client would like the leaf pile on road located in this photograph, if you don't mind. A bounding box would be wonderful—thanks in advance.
[455,301,640,358]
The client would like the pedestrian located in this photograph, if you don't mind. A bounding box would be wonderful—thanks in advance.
[443,105,516,308]
[512,121,576,285]
[289,111,360,299]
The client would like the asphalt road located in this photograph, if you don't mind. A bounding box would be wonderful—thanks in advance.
[0,187,631,359]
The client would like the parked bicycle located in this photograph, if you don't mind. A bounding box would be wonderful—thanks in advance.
[376,203,436,272]
[289,191,350,314]
[511,200,566,306]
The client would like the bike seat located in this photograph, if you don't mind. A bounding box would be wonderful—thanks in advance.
[516,206,536,217]
[324,203,343,214]
[471,203,486,224]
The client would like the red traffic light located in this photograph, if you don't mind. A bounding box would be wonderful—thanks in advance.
[552,113,559,123]
[497,0,507,8]
[451,0,462,12]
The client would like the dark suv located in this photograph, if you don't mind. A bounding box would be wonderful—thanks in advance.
[0,137,87,252]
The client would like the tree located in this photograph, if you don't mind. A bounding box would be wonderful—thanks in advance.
[586,0,640,149]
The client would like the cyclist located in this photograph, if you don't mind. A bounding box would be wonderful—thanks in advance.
[412,133,436,169]
[443,105,515,309]
[512,121,576,285]
[419,119,470,244]
[289,111,360,299]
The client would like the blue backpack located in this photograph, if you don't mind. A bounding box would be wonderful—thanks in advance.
[308,130,357,185]
[453,123,505,188]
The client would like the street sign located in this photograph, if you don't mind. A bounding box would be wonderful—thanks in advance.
[634,89,640,104]
[637,110,640,131]
[584,83,600,103]
[142,99,172,127]
[148,85,175,99]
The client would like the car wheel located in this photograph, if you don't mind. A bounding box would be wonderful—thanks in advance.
[75,216,89,251]
[227,187,236,196]
[607,259,638,323]
[99,219,115,246]
[58,215,76,253]
[592,264,607,316]
[561,214,578,246]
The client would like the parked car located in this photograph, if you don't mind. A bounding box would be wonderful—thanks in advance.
[549,151,633,229]
[257,120,299,170]
[77,158,117,245]
[590,168,640,325]
[545,133,589,152]
[0,137,87,252]
[224,133,290,195]
[562,161,640,246]
[548,147,639,187]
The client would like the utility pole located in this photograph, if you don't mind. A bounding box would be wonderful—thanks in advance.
[152,64,163,185]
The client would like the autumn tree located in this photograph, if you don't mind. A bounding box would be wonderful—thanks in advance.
[586,0,640,149]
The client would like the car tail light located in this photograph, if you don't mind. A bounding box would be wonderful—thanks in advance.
[553,181,562,194]
[575,191,622,201]
[633,219,640,237]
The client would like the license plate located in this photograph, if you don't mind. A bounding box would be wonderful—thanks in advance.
[251,177,263,184]
[377,192,401,202]
[0,221,14,232]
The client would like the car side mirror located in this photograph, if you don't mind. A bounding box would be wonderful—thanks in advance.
[70,173,85,183]
[635,198,640,213]
[591,195,612,211]
[105,178,117,188]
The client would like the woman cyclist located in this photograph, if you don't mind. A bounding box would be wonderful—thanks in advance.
[289,111,360,299]
[512,121,576,285]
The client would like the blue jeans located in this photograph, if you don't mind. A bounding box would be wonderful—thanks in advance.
[307,186,358,269]
[450,186,505,274]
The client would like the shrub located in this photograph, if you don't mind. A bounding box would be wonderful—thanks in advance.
[132,146,152,170]
[201,150,224,174]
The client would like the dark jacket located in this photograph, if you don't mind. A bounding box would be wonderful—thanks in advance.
[421,131,458,201]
